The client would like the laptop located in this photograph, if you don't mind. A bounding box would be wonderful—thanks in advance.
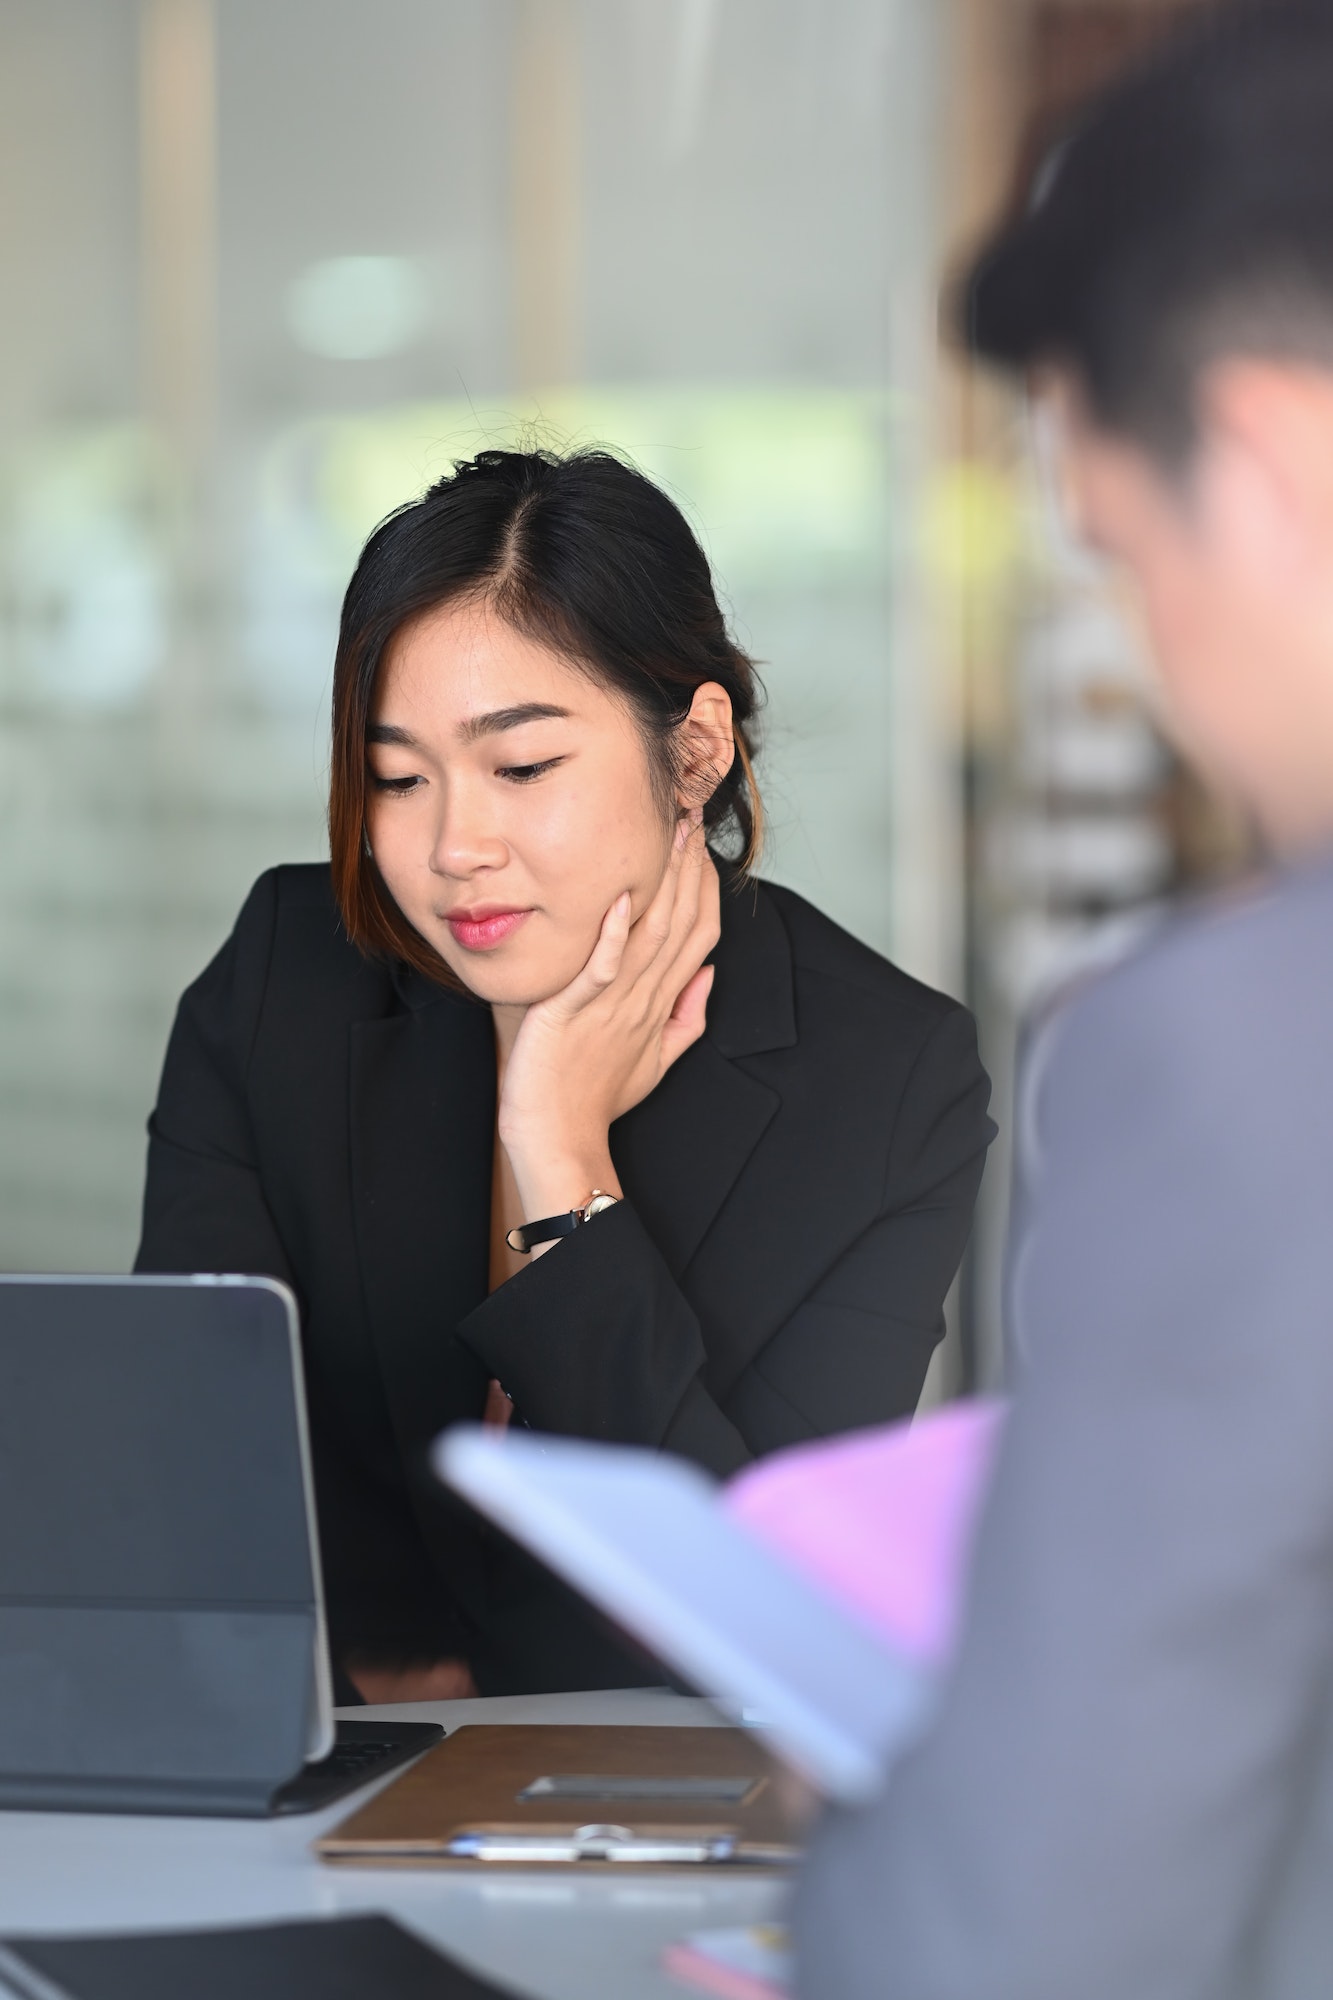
[0,1274,441,1816]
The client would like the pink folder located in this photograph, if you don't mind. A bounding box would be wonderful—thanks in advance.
[724,1398,1007,1668]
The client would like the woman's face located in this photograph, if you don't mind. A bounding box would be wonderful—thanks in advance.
[366,596,677,1006]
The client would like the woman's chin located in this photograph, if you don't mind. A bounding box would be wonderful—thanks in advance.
[440,942,586,1010]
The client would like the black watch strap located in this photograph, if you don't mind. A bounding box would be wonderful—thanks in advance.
[506,1191,619,1256]
[505,1209,581,1255]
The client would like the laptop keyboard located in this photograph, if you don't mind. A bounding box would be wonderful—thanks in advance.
[268,1720,445,1816]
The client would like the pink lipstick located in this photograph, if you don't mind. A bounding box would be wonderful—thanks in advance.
[444,906,532,952]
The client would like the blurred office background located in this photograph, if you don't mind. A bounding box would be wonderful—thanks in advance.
[0,0,1236,1386]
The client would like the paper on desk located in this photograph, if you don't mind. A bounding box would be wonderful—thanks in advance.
[724,1398,1007,1667]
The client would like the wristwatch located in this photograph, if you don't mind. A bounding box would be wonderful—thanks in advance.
[506,1190,620,1256]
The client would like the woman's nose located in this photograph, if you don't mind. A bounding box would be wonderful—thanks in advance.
[428,785,507,877]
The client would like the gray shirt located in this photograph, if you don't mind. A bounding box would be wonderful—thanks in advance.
[795,858,1333,2000]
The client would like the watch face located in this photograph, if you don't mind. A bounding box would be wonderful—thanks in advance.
[582,1193,619,1221]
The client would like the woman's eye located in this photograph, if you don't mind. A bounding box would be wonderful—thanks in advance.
[369,773,422,795]
[497,758,563,784]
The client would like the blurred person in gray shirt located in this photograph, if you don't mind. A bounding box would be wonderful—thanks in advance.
[796,5,1333,1997]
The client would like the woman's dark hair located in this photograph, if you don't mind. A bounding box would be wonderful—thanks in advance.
[329,446,763,984]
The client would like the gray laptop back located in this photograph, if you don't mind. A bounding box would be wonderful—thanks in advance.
[0,1274,332,1814]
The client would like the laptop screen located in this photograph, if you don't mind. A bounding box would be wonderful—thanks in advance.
[0,1276,315,1606]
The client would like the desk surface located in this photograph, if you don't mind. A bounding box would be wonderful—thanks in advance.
[0,1689,787,2000]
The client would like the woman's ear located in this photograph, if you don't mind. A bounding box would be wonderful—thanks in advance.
[675,681,735,810]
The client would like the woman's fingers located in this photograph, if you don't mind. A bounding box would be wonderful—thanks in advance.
[583,889,635,989]
[550,813,714,1038]
[642,810,708,982]
[621,807,703,978]
[660,962,715,1069]
[546,891,633,1016]
[661,845,721,996]
[695,844,721,944]
[667,812,709,946]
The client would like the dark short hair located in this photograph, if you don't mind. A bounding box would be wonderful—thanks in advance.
[329,447,763,984]
[961,1,1333,459]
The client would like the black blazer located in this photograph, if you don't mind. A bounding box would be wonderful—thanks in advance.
[136,863,994,1694]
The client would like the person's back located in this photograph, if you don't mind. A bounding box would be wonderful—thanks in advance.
[800,859,1333,1998]
[795,5,1333,1994]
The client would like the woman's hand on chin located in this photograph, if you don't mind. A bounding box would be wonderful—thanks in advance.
[497,811,720,1232]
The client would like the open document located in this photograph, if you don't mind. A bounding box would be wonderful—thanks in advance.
[436,1399,1004,1804]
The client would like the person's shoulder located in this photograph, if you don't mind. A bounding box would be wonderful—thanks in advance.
[1033,859,1333,1129]
[239,859,341,918]
[267,859,341,906]
[1060,860,1333,1038]
[757,878,966,1028]
[223,859,334,932]
[215,861,387,1012]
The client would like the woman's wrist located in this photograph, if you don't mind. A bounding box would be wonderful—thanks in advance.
[507,1145,623,1232]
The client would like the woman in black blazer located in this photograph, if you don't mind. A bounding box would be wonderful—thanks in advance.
[137,448,994,1702]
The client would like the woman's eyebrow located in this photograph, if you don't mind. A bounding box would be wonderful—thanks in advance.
[366,704,572,751]
[459,702,572,742]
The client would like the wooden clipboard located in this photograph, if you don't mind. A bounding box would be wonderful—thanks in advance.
[316,1725,801,1868]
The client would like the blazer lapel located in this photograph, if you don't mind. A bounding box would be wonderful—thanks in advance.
[348,983,496,1482]
[611,874,798,1277]
[611,1040,779,1276]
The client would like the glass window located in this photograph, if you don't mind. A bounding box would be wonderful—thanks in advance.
[0,0,949,1271]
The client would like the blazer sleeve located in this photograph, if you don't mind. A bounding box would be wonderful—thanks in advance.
[726,1005,993,1451]
[454,1005,993,1479]
[134,870,295,1292]
[792,961,1333,2000]
[455,1201,751,1473]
